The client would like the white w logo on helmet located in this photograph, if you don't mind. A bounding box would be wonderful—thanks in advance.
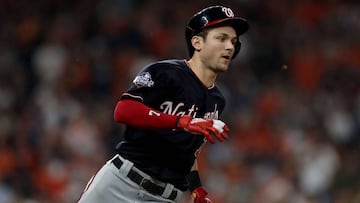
[222,7,234,17]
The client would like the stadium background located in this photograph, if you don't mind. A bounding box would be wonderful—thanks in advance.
[0,0,359,202]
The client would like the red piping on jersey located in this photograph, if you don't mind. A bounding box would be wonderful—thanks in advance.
[114,99,178,129]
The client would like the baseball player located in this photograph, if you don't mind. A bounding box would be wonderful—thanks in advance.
[77,5,249,203]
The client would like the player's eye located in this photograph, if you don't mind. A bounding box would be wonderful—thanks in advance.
[215,36,223,41]
[216,36,227,42]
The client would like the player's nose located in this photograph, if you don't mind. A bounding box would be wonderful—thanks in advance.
[225,40,235,51]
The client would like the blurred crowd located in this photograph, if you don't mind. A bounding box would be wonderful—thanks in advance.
[0,0,359,202]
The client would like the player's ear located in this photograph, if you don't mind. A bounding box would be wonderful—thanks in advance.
[191,36,202,52]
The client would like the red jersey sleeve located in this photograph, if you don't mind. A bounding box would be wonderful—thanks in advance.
[114,99,178,129]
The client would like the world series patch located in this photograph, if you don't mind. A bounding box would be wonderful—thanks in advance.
[133,72,154,88]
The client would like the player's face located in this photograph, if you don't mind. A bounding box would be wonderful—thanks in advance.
[200,26,237,72]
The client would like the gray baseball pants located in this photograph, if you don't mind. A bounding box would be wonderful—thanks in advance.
[77,155,182,203]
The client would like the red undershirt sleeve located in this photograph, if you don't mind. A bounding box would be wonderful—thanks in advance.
[114,99,179,129]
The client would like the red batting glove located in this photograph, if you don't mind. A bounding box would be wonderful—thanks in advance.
[177,115,229,144]
[192,187,212,203]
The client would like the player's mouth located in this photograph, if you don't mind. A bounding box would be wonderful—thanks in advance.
[221,55,231,61]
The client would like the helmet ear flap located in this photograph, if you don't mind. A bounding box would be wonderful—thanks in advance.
[232,40,241,59]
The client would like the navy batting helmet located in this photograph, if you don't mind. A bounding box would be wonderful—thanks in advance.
[185,5,249,59]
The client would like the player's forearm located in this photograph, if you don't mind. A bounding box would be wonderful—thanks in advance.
[188,160,212,202]
[188,160,201,190]
[114,99,178,129]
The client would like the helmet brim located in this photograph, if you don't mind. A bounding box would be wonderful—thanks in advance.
[201,17,249,36]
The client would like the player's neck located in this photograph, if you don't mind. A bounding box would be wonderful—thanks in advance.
[186,59,217,88]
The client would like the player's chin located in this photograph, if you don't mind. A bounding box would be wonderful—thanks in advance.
[218,62,230,72]
[216,66,228,73]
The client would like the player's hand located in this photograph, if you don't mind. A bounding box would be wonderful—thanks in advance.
[192,187,212,203]
[177,115,229,144]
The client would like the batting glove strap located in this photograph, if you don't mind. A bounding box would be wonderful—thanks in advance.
[176,115,229,144]
[192,187,212,203]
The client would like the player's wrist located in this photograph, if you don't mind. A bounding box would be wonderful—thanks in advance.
[187,170,202,191]
[176,115,191,129]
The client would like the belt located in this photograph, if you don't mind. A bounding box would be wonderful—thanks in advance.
[111,157,178,201]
